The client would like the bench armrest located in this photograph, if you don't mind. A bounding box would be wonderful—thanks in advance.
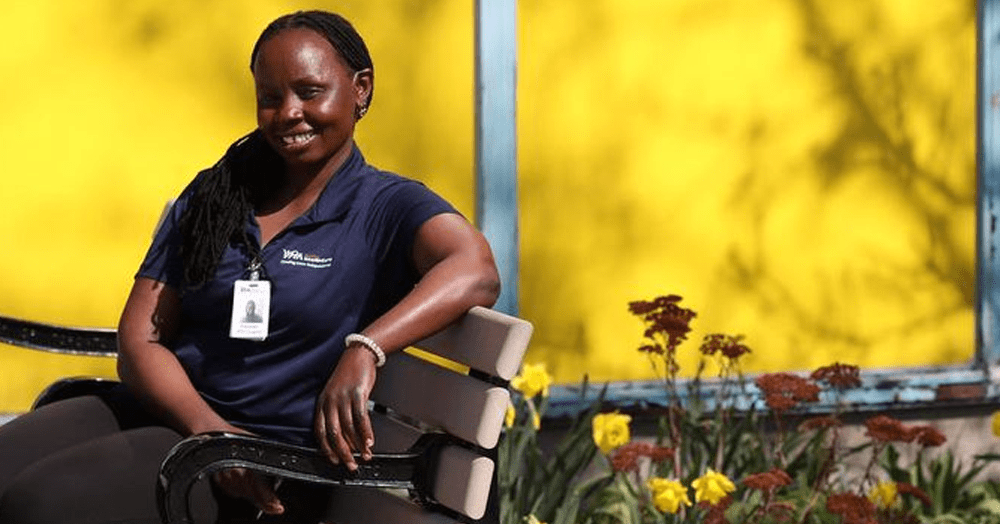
[156,432,453,524]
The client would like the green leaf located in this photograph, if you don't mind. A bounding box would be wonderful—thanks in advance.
[977,498,1000,516]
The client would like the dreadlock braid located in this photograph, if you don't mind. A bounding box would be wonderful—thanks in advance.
[177,11,374,289]
[178,131,279,288]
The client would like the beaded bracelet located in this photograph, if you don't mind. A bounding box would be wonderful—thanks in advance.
[344,333,386,367]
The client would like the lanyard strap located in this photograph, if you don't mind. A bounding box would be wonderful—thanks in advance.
[241,227,266,282]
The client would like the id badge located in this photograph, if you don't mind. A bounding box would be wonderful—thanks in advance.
[230,279,271,341]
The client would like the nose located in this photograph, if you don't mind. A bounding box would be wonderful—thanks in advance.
[277,95,304,122]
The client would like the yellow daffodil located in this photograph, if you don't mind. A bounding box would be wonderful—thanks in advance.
[867,481,898,509]
[511,363,553,399]
[505,403,516,428]
[525,515,545,524]
[992,411,1000,437]
[647,477,691,514]
[532,411,541,430]
[592,412,631,454]
[692,469,736,505]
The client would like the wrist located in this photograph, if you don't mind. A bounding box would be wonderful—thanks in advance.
[344,343,379,368]
[344,333,386,367]
[184,416,238,437]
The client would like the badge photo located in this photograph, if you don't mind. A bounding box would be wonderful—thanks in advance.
[230,280,271,341]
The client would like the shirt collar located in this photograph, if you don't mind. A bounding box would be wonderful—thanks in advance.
[296,144,368,225]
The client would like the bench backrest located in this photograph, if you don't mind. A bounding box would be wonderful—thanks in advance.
[326,306,532,523]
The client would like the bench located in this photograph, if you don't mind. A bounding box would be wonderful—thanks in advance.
[0,306,532,524]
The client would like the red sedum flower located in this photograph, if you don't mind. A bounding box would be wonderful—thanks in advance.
[628,295,697,356]
[610,442,674,473]
[756,373,820,412]
[826,492,877,524]
[911,425,946,447]
[811,362,862,390]
[865,415,915,444]
[742,468,792,492]
[700,333,751,360]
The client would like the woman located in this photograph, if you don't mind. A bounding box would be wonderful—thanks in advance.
[0,10,500,523]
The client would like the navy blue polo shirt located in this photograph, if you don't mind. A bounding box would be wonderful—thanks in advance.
[136,146,456,445]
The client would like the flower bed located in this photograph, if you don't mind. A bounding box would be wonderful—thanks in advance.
[501,296,1000,524]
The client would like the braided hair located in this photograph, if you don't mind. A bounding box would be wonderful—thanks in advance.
[178,11,375,289]
[251,10,375,109]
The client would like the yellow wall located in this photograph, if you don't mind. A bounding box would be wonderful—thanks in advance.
[0,0,975,409]
[519,0,975,383]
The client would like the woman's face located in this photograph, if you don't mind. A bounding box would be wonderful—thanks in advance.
[252,28,371,174]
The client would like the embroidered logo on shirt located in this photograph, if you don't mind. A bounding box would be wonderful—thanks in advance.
[280,249,333,269]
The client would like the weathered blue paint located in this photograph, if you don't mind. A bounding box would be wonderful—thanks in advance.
[474,0,519,315]
[980,0,1000,367]
[546,2,1000,422]
[546,366,1000,421]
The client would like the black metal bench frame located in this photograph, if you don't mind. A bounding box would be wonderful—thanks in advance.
[1,308,531,524]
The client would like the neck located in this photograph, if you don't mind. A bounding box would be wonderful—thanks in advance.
[261,141,354,215]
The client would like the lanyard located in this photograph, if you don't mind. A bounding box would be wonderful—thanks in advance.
[241,225,267,282]
[248,256,263,281]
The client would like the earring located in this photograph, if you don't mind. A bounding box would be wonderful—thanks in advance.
[356,104,368,120]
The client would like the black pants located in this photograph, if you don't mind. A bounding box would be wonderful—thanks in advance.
[0,389,331,524]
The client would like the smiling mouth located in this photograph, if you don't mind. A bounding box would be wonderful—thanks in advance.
[280,132,317,146]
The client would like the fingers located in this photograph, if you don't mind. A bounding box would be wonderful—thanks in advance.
[338,400,359,452]
[212,468,284,515]
[331,421,357,470]
[249,474,284,515]
[315,414,335,463]
[316,403,358,470]
[315,349,378,469]
[353,392,375,460]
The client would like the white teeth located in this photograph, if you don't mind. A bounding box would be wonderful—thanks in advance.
[281,132,315,145]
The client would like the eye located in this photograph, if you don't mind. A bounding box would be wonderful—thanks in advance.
[297,86,324,100]
[256,92,280,107]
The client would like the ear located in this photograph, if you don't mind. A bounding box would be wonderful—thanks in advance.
[353,68,374,106]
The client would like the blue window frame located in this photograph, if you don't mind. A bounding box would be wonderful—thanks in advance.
[472,1,1000,419]
[474,0,520,317]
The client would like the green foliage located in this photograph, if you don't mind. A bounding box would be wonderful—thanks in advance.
[501,296,1000,524]
[500,383,606,524]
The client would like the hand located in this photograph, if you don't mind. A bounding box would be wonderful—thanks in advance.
[213,468,284,516]
[206,423,284,515]
[314,343,378,470]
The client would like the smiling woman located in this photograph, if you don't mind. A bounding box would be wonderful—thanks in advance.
[0,9,499,524]
[0,0,478,412]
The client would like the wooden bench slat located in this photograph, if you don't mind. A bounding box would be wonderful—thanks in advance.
[433,445,494,519]
[369,410,423,452]
[373,352,510,449]
[414,306,532,381]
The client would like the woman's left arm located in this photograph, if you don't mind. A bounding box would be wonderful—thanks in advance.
[315,213,501,468]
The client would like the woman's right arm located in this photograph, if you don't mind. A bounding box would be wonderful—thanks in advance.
[116,276,231,436]
[117,276,287,515]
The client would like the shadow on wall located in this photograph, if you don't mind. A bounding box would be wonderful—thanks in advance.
[518,0,977,382]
